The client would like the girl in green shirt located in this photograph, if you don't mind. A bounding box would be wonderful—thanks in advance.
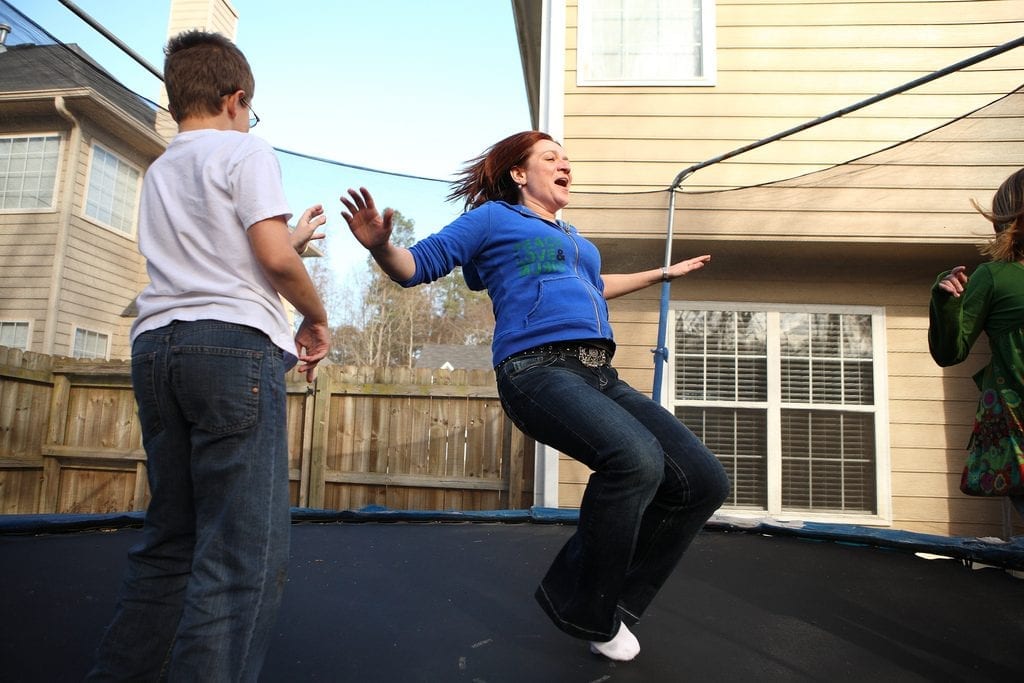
[929,168,1024,520]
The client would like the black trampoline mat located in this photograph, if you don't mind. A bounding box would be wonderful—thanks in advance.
[2,522,1022,682]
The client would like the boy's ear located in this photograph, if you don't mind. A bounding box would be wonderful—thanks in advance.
[222,90,243,120]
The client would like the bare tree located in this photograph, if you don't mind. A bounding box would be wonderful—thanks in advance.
[313,210,495,367]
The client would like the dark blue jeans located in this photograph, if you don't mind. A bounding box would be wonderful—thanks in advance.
[87,321,291,682]
[497,350,730,641]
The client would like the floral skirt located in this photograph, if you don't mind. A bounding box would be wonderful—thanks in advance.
[961,386,1024,496]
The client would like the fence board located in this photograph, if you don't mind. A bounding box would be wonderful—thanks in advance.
[425,391,450,510]
[0,465,42,513]
[0,353,534,516]
[306,372,331,509]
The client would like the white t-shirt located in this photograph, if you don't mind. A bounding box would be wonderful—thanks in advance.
[131,129,296,356]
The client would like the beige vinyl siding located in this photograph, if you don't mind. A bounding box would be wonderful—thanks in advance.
[58,251,140,359]
[562,80,1024,247]
[0,202,60,354]
[563,0,1024,192]
[56,230,143,360]
[48,130,146,359]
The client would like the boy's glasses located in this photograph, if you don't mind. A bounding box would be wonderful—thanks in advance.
[221,90,259,128]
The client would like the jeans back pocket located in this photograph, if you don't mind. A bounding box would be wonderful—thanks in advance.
[172,346,263,435]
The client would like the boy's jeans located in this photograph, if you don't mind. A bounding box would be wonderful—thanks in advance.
[88,320,291,682]
[496,351,730,641]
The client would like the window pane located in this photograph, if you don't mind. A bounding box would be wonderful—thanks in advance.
[781,313,874,406]
[0,135,60,209]
[781,409,876,513]
[85,145,140,234]
[73,329,109,359]
[0,322,30,349]
[843,314,873,357]
[678,406,767,508]
[674,310,766,402]
[581,0,705,82]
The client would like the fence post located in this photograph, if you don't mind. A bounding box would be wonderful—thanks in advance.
[305,370,332,509]
[40,373,70,513]
[297,383,315,508]
[132,462,148,511]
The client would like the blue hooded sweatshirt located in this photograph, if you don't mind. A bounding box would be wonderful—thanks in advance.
[400,201,614,367]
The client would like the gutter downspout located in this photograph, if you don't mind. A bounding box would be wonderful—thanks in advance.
[534,0,566,508]
[44,96,82,355]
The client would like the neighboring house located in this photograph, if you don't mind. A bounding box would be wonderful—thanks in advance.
[0,0,248,360]
[0,38,164,360]
[511,0,1024,537]
[415,344,493,371]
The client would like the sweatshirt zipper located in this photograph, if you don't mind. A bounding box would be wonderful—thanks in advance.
[557,220,604,335]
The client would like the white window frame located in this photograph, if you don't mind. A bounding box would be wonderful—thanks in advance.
[0,320,32,350]
[71,325,111,360]
[0,133,62,212]
[83,142,142,238]
[576,0,717,86]
[666,302,891,525]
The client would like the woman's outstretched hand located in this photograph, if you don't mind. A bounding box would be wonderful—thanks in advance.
[291,204,327,255]
[664,254,712,280]
[341,187,395,252]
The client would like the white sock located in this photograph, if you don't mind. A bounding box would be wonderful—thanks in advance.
[589,622,640,661]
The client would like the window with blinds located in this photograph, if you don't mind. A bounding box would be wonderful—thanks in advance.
[576,0,716,86]
[669,307,884,518]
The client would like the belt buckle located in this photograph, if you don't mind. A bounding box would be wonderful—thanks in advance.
[578,346,606,368]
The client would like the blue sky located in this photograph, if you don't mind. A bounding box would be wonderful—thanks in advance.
[15,0,532,294]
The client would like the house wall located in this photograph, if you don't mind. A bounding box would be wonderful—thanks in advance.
[54,121,150,359]
[0,110,152,360]
[0,115,65,353]
[544,1,1024,536]
[562,0,1024,192]
[556,266,1016,537]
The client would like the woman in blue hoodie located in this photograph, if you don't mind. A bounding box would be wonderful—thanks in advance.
[343,131,729,662]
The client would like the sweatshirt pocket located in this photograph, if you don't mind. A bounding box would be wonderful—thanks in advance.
[523,276,602,328]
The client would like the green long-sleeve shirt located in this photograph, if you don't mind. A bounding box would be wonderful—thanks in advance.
[929,260,1024,495]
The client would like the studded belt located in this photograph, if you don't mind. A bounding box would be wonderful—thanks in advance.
[497,341,613,369]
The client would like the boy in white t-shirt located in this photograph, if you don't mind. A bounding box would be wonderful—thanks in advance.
[87,30,328,682]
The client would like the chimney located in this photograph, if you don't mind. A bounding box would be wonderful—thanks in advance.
[0,23,11,53]
[156,0,240,141]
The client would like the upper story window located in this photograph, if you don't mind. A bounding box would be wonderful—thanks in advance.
[0,135,61,210]
[0,321,31,350]
[72,327,110,359]
[85,144,141,236]
[667,304,889,523]
[576,0,716,86]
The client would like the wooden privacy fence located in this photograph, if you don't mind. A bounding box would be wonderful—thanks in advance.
[0,347,535,515]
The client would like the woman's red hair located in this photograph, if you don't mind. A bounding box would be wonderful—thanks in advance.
[448,131,555,212]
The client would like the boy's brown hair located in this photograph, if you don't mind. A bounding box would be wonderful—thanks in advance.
[163,30,255,123]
